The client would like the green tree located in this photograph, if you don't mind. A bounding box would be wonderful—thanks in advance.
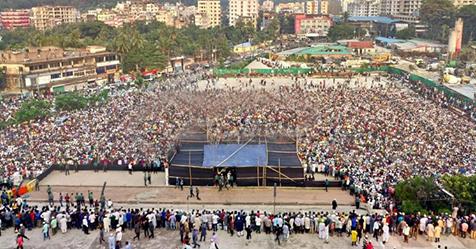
[0,69,5,90]
[458,5,476,43]
[278,15,295,34]
[395,26,416,39]
[55,92,88,111]
[327,24,355,41]
[122,41,167,73]
[441,175,476,211]
[14,99,51,123]
[459,46,476,62]
[420,0,456,42]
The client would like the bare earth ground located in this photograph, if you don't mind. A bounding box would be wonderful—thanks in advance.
[34,171,351,206]
[195,76,391,91]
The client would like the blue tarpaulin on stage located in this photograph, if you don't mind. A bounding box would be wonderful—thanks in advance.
[202,144,267,167]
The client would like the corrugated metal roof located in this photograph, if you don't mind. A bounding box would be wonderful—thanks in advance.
[296,45,352,55]
[349,16,401,24]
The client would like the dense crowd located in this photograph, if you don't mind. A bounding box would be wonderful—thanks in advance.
[1,190,475,248]
[1,72,475,209]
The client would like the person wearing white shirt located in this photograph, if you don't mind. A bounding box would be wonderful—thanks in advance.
[116,228,123,247]
[82,217,89,234]
[255,216,261,233]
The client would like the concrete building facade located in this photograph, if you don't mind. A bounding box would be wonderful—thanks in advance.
[348,0,381,16]
[0,9,31,30]
[229,0,259,27]
[0,46,120,93]
[453,0,476,8]
[195,0,221,28]
[306,0,329,15]
[31,6,79,30]
[295,14,333,38]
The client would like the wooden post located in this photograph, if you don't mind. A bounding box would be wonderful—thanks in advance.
[279,158,282,187]
[263,166,267,186]
[257,166,260,186]
[188,151,192,186]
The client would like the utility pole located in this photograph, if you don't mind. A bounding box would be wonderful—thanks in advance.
[273,182,277,214]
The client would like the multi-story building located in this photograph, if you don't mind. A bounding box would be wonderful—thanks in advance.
[0,9,31,30]
[146,3,160,13]
[341,0,353,13]
[348,0,381,16]
[295,14,333,38]
[195,0,221,28]
[306,0,329,15]
[261,0,275,12]
[31,6,79,30]
[380,0,401,16]
[453,0,476,8]
[276,2,306,13]
[229,0,259,27]
[0,46,121,93]
[392,0,422,23]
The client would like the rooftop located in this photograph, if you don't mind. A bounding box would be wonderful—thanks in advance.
[348,16,401,24]
[347,41,374,49]
[0,46,112,64]
[375,36,404,44]
[296,45,352,55]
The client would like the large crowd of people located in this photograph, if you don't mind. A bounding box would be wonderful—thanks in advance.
[1,189,475,248]
[0,71,475,208]
[0,65,475,248]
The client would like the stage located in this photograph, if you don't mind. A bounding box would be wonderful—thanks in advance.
[169,131,305,186]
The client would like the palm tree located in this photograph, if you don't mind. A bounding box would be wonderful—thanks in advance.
[113,30,131,55]
[129,28,145,50]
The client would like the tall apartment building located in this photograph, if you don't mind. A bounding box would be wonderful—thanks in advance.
[0,9,31,30]
[380,0,400,16]
[306,0,329,15]
[195,0,221,28]
[229,0,259,27]
[348,0,381,16]
[392,0,422,23]
[31,6,79,30]
[453,0,476,8]
[0,46,121,92]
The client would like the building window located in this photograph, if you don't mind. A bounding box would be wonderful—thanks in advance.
[96,67,106,74]
[51,73,61,79]
[62,71,73,77]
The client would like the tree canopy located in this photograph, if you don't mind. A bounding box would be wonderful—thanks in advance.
[327,24,355,42]
[395,27,416,40]
[458,5,476,44]
[420,0,457,42]
[14,99,51,124]
[0,20,260,73]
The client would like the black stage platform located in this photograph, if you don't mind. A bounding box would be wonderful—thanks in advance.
[169,130,305,186]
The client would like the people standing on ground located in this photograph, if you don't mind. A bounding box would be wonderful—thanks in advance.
[82,216,89,234]
[108,233,116,249]
[188,185,195,200]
